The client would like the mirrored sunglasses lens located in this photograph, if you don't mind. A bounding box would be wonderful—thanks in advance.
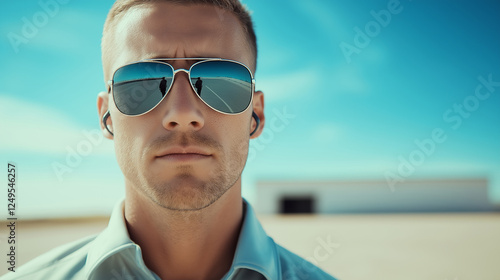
[190,61,252,114]
[112,62,173,115]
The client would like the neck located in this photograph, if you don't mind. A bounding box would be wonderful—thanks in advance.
[124,181,243,280]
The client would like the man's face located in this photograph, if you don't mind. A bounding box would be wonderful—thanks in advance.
[99,3,263,211]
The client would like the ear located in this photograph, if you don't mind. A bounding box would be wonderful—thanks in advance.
[97,91,113,139]
[250,90,265,139]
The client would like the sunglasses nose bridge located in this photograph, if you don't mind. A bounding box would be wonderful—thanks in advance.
[171,68,196,93]
[173,68,190,75]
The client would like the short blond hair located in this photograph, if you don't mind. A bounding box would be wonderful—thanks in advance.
[101,0,257,78]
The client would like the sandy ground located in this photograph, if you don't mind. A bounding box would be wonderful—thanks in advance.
[1,213,499,279]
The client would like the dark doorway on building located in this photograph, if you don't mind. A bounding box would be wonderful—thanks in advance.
[280,196,315,214]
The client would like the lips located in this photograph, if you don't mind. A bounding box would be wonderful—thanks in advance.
[156,146,212,161]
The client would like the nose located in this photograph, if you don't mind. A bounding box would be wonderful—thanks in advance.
[159,71,205,132]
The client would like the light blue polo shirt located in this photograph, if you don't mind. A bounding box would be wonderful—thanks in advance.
[1,199,336,280]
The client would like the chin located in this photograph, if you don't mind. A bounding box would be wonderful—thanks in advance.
[148,175,226,211]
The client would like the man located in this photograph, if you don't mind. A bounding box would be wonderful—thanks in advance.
[195,77,203,96]
[159,77,168,96]
[2,1,336,279]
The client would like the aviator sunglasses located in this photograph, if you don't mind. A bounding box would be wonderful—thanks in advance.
[107,58,255,116]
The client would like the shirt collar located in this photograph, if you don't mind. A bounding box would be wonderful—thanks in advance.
[85,200,157,279]
[84,199,280,280]
[225,199,280,280]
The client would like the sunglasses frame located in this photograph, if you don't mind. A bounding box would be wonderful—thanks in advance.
[107,58,256,116]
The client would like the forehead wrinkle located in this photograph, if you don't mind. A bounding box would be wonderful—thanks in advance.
[148,6,244,60]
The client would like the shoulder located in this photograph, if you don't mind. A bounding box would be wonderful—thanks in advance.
[0,234,97,280]
[276,244,337,280]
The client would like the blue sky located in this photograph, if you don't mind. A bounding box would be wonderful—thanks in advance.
[1,0,499,218]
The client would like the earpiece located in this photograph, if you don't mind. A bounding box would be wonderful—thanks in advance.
[250,111,260,136]
[102,111,114,136]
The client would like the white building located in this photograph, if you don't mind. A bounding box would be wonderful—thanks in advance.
[255,178,499,214]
